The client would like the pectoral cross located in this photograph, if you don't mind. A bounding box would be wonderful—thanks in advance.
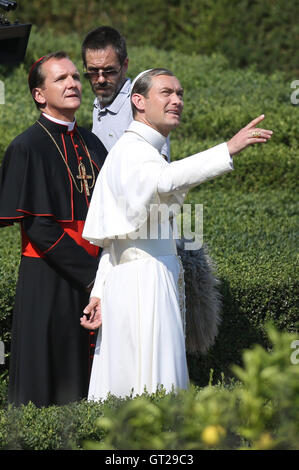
[77,162,92,196]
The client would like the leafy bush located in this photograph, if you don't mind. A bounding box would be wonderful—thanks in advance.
[0,225,19,374]
[85,324,299,451]
[0,325,298,450]
[0,399,105,450]
[6,0,299,76]
[186,184,298,384]
[1,30,297,177]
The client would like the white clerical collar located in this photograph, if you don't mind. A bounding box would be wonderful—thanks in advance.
[42,113,76,131]
[128,120,167,153]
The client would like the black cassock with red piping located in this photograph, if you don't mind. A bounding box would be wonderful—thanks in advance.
[0,113,107,407]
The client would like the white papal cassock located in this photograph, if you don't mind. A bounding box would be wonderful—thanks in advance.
[83,120,233,401]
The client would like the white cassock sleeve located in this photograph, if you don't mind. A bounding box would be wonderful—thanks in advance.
[90,248,113,299]
[157,143,233,194]
[83,132,233,247]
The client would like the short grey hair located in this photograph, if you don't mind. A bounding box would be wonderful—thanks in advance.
[131,68,174,118]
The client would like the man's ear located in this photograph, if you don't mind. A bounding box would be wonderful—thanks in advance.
[131,93,146,113]
[32,88,46,107]
[122,57,129,75]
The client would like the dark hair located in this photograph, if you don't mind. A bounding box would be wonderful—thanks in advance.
[131,68,174,118]
[28,51,69,109]
[82,26,127,67]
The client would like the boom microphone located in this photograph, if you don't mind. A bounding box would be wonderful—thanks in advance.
[0,1,18,12]
[0,1,31,64]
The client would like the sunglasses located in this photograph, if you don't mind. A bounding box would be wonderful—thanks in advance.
[83,66,122,80]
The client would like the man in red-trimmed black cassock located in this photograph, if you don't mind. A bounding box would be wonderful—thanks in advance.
[0,51,107,407]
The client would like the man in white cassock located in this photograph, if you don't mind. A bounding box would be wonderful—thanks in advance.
[80,68,273,401]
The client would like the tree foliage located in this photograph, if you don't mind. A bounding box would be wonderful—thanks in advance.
[7,0,299,77]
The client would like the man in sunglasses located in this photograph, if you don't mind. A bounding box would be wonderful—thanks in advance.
[82,26,170,159]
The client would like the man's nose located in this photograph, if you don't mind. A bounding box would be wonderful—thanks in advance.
[96,72,106,83]
[66,75,78,88]
[171,92,183,105]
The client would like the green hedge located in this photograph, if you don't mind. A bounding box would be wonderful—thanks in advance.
[186,187,298,383]
[6,0,299,77]
[0,225,19,374]
[0,325,298,450]
[1,30,298,181]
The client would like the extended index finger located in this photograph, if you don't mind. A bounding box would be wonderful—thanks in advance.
[244,114,265,130]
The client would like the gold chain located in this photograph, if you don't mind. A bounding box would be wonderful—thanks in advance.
[36,120,96,194]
